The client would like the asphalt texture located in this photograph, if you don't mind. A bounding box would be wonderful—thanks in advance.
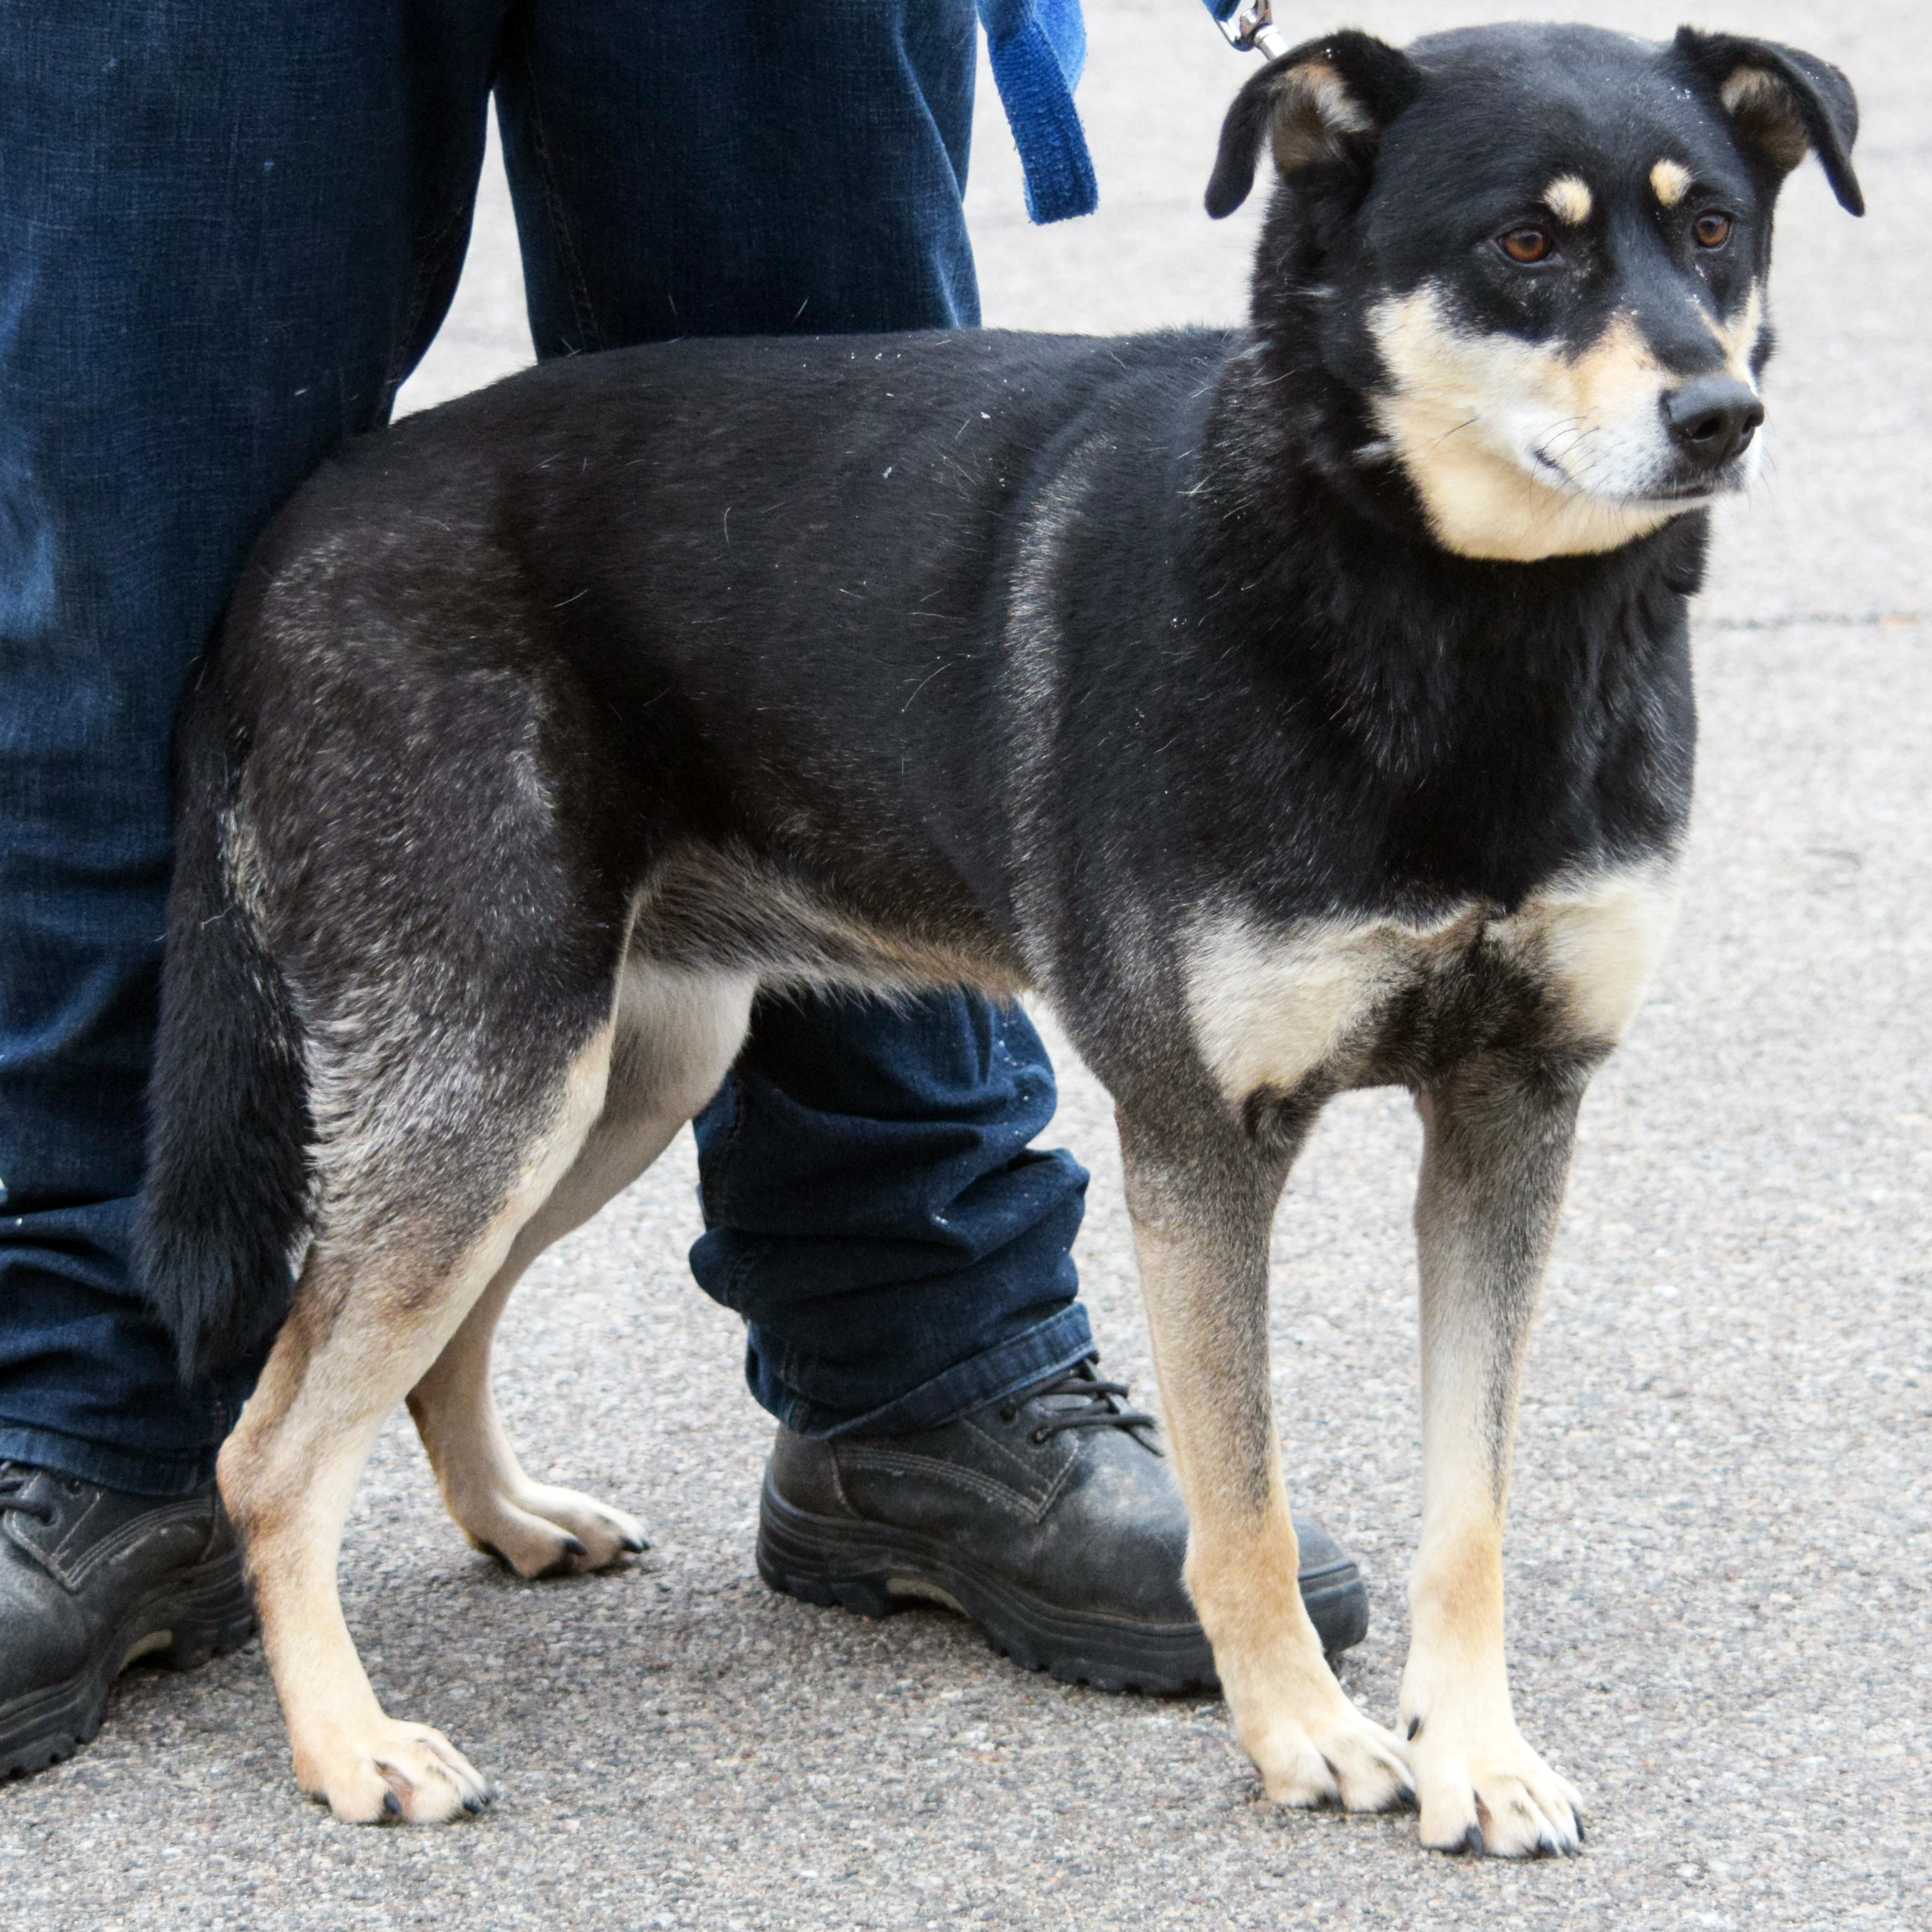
[3,3,1926,1926]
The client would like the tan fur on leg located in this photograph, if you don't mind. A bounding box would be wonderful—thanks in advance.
[1124,1143,1410,1812]
[405,1252,650,1582]
[407,969,753,1579]
[1399,1073,1586,1856]
[220,1025,614,1824]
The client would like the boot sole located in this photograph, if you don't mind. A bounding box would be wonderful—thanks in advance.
[757,1478,1368,1694]
[0,1545,255,1780]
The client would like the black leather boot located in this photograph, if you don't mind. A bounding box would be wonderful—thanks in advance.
[0,1462,255,1778]
[757,1357,1368,1692]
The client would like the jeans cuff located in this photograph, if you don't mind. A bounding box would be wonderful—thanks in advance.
[777,1304,1096,1439]
[0,1420,219,1498]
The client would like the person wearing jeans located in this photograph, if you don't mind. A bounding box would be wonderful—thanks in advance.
[0,0,1365,1778]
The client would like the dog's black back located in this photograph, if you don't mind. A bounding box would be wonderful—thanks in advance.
[231,315,1695,927]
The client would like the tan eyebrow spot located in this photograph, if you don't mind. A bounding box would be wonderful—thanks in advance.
[1651,158,1692,207]
[1543,176,1593,226]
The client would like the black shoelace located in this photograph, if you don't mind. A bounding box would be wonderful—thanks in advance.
[0,1462,54,1525]
[999,1358,1160,1451]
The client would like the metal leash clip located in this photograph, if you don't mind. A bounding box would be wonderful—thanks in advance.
[1213,1,1290,62]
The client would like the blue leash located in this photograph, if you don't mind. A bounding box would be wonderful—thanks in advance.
[978,0,1096,223]
[981,0,1284,226]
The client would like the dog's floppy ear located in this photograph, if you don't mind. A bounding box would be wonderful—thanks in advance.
[1674,29,1863,216]
[1205,31,1423,220]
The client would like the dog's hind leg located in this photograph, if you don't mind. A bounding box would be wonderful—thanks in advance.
[218,1017,617,1825]
[406,968,755,1580]
[1399,1053,1588,1857]
[1118,1109,1412,1814]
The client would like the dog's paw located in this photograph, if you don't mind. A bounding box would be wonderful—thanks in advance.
[295,1718,494,1825]
[465,1481,649,1579]
[1404,1713,1583,1857]
[1244,1692,1415,1812]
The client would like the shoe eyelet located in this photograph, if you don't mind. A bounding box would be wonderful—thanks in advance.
[1029,1428,1049,1445]
[999,1406,1017,1424]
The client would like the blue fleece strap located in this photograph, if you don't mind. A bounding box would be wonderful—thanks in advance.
[978,0,1098,224]
[1199,0,1244,18]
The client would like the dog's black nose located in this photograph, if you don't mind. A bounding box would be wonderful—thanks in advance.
[1664,376,1765,468]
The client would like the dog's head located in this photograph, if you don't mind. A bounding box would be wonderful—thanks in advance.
[1207,24,1862,562]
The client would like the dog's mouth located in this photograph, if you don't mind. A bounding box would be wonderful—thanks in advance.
[1650,475,1736,501]
[1526,441,1744,510]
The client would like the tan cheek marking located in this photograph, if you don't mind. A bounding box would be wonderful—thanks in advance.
[1563,313,1668,425]
[1543,175,1592,226]
[1725,281,1765,377]
[1696,281,1766,384]
[1369,285,1678,560]
[1651,157,1691,207]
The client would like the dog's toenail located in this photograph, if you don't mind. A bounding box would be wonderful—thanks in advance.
[562,1535,588,1557]
[619,1535,646,1553]
[1406,1715,1422,1740]
[382,1790,401,1816]
[1456,1824,1484,1856]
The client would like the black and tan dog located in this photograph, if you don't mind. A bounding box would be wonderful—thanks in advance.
[141,24,1860,1854]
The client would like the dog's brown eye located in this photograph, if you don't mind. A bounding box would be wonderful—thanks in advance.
[1499,228,1553,265]
[1693,211,1732,248]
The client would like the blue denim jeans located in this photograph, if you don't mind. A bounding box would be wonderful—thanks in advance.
[0,0,1091,1496]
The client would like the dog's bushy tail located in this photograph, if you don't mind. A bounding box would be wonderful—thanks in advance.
[137,690,312,1386]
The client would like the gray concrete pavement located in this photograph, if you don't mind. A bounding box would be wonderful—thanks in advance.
[3,4,1926,1926]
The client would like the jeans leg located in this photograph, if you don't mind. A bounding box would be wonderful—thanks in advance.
[691,997,1091,1436]
[497,0,1093,1434]
[494,0,980,349]
[0,0,503,1493]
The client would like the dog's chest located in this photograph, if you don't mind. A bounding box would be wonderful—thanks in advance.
[1184,863,1677,1104]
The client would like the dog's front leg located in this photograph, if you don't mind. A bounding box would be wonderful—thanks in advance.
[1401,1054,1589,1856]
[1120,1113,1411,1812]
